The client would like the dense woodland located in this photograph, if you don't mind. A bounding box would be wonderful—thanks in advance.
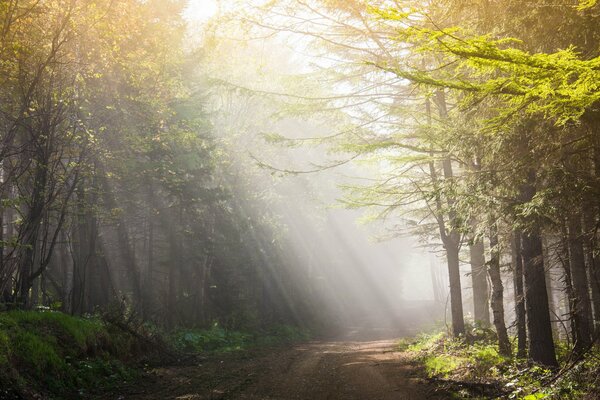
[0,0,327,331]
[2,0,600,392]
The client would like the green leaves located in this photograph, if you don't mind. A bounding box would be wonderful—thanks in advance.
[377,22,600,127]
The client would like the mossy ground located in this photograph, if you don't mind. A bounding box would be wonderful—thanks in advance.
[0,310,141,399]
[398,327,600,399]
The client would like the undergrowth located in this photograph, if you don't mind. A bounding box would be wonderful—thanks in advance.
[0,310,143,399]
[169,323,311,353]
[0,310,312,399]
[398,326,600,399]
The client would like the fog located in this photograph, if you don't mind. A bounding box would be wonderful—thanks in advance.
[180,1,459,337]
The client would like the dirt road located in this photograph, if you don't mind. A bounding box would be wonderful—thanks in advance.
[100,339,448,400]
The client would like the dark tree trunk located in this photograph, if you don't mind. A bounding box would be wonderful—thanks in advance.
[15,162,47,307]
[58,231,73,313]
[519,170,558,367]
[542,237,559,336]
[488,223,511,356]
[559,225,578,344]
[521,227,558,367]
[512,231,527,358]
[582,207,600,335]
[567,214,593,353]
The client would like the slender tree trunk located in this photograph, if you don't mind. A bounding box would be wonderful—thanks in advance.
[59,231,73,313]
[559,225,578,344]
[469,233,490,327]
[488,222,511,356]
[445,241,465,336]
[542,236,559,336]
[512,231,527,358]
[145,213,154,319]
[567,214,593,353]
[16,168,46,307]
[0,186,13,302]
[167,202,184,328]
[431,91,465,337]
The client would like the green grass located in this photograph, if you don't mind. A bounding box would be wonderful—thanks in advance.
[169,323,311,353]
[399,330,506,381]
[398,328,600,399]
[0,310,139,398]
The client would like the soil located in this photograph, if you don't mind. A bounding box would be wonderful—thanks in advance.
[96,338,450,400]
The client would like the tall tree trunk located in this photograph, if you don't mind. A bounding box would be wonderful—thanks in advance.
[520,170,558,367]
[590,116,600,334]
[167,202,184,329]
[432,91,465,337]
[445,241,465,336]
[582,207,600,334]
[15,162,47,307]
[567,213,593,353]
[559,225,578,344]
[59,231,73,313]
[521,227,558,367]
[469,232,490,326]
[0,186,14,302]
[542,236,559,336]
[512,231,527,358]
[488,222,511,356]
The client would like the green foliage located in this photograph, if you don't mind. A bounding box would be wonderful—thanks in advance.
[424,353,464,377]
[504,347,600,399]
[402,329,507,381]
[0,310,139,397]
[371,4,600,127]
[170,323,311,353]
[402,329,600,399]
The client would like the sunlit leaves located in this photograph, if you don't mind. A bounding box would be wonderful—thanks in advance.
[369,14,600,127]
[577,0,598,11]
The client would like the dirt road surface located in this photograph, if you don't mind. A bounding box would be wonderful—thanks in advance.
[99,339,449,400]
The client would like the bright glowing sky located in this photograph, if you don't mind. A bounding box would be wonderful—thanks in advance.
[184,0,218,22]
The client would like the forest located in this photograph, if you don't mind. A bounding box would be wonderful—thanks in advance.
[1,0,600,399]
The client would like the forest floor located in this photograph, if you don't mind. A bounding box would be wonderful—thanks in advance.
[96,339,449,400]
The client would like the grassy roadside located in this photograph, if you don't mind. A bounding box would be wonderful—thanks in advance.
[0,310,311,399]
[398,328,600,399]
[169,323,311,353]
[0,310,145,399]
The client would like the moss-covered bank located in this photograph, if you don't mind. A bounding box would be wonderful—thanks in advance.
[0,310,144,399]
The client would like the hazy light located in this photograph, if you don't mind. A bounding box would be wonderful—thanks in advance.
[185,0,218,23]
